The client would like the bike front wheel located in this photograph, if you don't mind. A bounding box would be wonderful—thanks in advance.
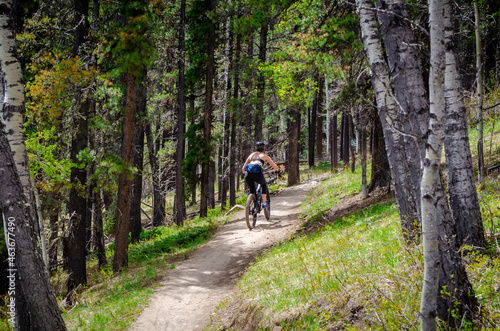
[245,194,258,230]
[263,203,270,220]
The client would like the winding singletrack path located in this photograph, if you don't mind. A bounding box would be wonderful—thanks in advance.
[129,180,319,331]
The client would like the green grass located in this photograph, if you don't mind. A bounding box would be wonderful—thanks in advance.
[63,267,155,331]
[236,200,424,330]
[300,165,367,223]
[218,160,500,330]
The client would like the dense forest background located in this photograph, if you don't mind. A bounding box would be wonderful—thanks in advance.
[1,0,500,329]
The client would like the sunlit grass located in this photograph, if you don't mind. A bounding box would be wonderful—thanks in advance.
[300,165,367,223]
[227,160,500,330]
[237,200,425,330]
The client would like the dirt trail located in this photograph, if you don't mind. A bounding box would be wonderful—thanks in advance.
[129,180,320,331]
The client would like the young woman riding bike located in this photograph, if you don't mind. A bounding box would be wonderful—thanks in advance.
[241,141,280,209]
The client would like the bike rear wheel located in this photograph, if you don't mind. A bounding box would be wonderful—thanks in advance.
[245,194,258,230]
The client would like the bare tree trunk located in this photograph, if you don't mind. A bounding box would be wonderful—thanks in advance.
[208,160,216,209]
[287,107,301,186]
[444,3,485,249]
[420,2,448,325]
[421,1,478,328]
[341,111,350,165]
[200,0,216,218]
[254,22,268,142]
[145,121,164,227]
[93,188,106,267]
[474,0,485,189]
[376,0,429,223]
[0,130,67,330]
[359,101,368,198]
[330,111,338,172]
[229,32,240,207]
[368,107,391,191]
[174,0,187,225]
[65,0,91,291]
[113,72,137,273]
[316,74,324,158]
[349,113,355,173]
[130,80,146,242]
[356,0,419,241]
[48,202,60,273]
[308,102,317,167]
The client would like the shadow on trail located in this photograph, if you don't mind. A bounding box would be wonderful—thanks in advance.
[255,212,302,231]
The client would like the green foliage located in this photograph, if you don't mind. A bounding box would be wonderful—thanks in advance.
[185,0,211,86]
[105,7,155,78]
[25,127,74,193]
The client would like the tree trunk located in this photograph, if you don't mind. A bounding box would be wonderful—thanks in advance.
[356,0,419,241]
[230,32,241,207]
[93,188,106,267]
[308,101,317,167]
[330,112,338,172]
[113,72,137,273]
[444,3,485,249]
[174,0,186,225]
[0,130,67,330]
[0,0,39,243]
[220,24,232,210]
[349,113,355,173]
[130,80,146,242]
[376,0,428,224]
[254,22,268,142]
[316,74,324,158]
[200,0,216,218]
[145,122,164,227]
[368,107,391,191]
[48,203,60,274]
[287,107,301,186]
[474,0,485,188]
[208,160,216,209]
[341,111,350,165]
[65,0,91,291]
[359,101,368,198]
[421,1,478,328]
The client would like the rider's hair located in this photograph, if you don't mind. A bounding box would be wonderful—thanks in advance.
[255,141,265,152]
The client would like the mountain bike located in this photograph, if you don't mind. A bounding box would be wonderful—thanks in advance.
[245,172,276,230]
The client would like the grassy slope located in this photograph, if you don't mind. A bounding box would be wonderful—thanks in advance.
[208,115,500,330]
[209,164,500,330]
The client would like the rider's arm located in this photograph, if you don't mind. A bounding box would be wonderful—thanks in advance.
[262,154,280,171]
[242,154,253,173]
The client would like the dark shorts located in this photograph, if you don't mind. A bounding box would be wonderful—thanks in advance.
[245,171,267,196]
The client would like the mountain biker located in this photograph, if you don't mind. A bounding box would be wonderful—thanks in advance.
[242,141,280,209]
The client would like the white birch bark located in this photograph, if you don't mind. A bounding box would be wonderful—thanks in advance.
[420,0,446,329]
[0,0,31,195]
[0,0,40,239]
[444,0,485,249]
[355,0,419,241]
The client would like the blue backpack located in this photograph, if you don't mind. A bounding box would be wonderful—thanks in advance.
[245,163,263,173]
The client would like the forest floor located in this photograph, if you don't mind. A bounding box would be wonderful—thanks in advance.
[128,178,325,331]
